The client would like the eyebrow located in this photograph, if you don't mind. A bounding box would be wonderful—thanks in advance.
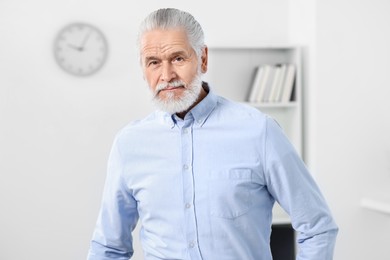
[169,50,189,58]
[144,50,190,64]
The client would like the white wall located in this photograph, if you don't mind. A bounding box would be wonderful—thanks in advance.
[289,1,390,259]
[315,0,390,259]
[0,1,289,259]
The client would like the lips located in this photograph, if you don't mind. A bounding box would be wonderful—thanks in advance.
[158,85,185,94]
[164,85,183,91]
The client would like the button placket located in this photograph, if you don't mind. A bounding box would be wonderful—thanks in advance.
[179,120,202,258]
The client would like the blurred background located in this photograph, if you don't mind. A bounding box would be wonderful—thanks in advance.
[1,0,390,259]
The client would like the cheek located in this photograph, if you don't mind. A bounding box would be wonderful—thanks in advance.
[144,70,158,91]
[178,65,198,84]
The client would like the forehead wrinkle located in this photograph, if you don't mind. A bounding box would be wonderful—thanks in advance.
[143,41,190,57]
[140,29,195,65]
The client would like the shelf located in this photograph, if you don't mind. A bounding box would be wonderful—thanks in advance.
[245,101,298,108]
[273,203,291,225]
[272,217,291,225]
[361,196,390,216]
[205,47,301,103]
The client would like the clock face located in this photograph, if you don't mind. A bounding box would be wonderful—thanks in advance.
[54,23,108,76]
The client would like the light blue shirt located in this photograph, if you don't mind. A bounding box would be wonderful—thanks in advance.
[88,85,338,260]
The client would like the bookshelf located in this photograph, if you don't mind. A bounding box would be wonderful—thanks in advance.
[204,46,303,226]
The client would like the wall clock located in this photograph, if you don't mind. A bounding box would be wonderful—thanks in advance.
[53,22,108,76]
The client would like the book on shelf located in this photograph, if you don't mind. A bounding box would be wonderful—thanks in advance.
[248,66,265,102]
[280,64,296,103]
[247,63,296,104]
[256,65,272,103]
[268,64,286,102]
[272,63,287,102]
[248,65,270,103]
[261,65,277,102]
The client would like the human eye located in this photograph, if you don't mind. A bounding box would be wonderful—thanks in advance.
[172,55,185,64]
[146,59,160,67]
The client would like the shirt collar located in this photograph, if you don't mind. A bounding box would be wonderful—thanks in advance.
[160,82,218,128]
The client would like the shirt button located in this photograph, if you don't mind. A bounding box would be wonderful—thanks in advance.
[189,241,195,248]
[185,203,191,209]
[183,164,189,170]
[183,128,188,134]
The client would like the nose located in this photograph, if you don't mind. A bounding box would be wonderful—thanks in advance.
[161,62,176,82]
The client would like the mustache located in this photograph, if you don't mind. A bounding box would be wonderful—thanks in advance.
[155,80,186,95]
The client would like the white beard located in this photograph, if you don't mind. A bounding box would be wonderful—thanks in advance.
[151,74,203,114]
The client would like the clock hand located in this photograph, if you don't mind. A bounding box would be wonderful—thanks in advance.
[79,30,93,51]
[67,43,83,51]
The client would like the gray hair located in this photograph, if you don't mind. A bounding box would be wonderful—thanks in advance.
[137,8,206,59]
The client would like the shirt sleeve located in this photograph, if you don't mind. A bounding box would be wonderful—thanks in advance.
[87,134,139,260]
[263,116,338,260]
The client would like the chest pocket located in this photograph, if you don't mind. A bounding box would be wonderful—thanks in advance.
[208,169,254,219]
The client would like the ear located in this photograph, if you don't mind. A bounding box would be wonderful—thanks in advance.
[200,46,208,73]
